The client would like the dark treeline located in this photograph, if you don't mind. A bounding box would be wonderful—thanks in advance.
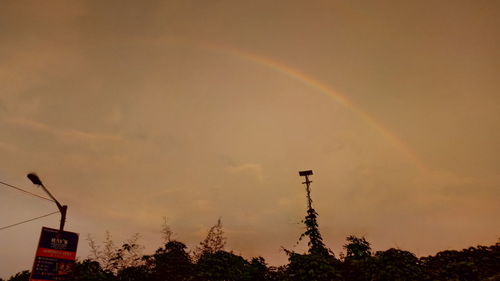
[3,217,499,281]
[3,188,500,281]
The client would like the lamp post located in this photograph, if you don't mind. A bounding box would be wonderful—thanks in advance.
[299,170,314,210]
[27,173,67,231]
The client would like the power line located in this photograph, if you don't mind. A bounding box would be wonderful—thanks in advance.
[0,180,54,202]
[0,211,59,231]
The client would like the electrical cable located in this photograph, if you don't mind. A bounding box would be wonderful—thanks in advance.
[0,211,59,231]
[0,180,54,202]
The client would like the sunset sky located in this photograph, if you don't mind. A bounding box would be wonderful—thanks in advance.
[1,0,499,278]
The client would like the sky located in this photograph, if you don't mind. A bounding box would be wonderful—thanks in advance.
[1,0,499,278]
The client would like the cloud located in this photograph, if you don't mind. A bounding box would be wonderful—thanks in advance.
[0,141,19,153]
[225,163,264,182]
[5,118,124,143]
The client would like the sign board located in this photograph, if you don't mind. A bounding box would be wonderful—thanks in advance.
[30,227,79,281]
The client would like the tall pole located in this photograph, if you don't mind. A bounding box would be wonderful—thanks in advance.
[27,173,67,231]
[299,170,314,210]
[298,169,327,254]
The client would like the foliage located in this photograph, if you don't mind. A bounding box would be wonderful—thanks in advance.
[74,259,115,281]
[372,248,423,281]
[420,242,500,281]
[283,177,340,281]
[193,218,227,260]
[196,250,251,281]
[87,231,117,272]
[145,240,194,281]
[160,216,174,243]
[286,251,342,281]
[87,232,144,274]
[8,238,500,281]
[342,236,376,281]
[299,207,328,256]
[343,235,372,260]
[117,264,150,281]
[7,228,500,281]
[6,271,29,281]
[247,257,271,281]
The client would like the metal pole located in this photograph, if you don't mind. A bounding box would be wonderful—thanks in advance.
[299,170,314,209]
[27,173,67,231]
[303,175,312,210]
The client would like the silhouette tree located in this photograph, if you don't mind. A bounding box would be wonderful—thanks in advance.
[286,251,342,281]
[344,235,372,260]
[7,238,500,281]
[283,203,343,280]
[111,235,144,270]
[74,259,115,281]
[246,257,271,281]
[342,235,376,281]
[266,266,288,281]
[160,216,174,243]
[7,219,500,281]
[116,265,148,281]
[420,243,500,281]
[6,271,29,281]
[284,171,342,280]
[145,241,194,281]
[87,232,144,274]
[87,231,118,272]
[299,207,328,256]
[372,248,423,281]
[296,171,328,256]
[193,218,226,260]
[196,250,250,281]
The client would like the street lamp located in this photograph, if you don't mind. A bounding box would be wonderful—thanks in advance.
[298,170,314,210]
[27,173,67,231]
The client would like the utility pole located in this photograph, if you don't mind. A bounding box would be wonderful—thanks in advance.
[27,173,67,231]
[299,170,314,210]
[298,169,327,254]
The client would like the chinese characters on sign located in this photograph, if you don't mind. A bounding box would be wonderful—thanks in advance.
[30,227,79,281]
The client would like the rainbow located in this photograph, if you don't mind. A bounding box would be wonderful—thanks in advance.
[158,38,428,172]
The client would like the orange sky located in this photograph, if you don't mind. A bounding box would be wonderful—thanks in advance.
[1,0,499,278]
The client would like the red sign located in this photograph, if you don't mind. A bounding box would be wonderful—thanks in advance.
[30,227,79,281]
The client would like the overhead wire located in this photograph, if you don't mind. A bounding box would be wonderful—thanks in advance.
[0,179,54,202]
[0,211,59,231]
[0,178,61,231]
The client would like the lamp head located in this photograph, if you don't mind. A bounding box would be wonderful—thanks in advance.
[299,170,313,177]
[27,173,43,186]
